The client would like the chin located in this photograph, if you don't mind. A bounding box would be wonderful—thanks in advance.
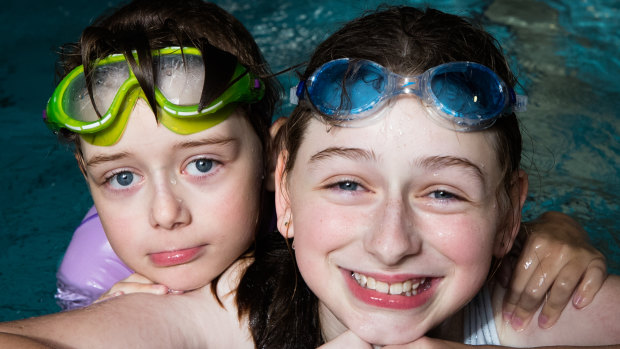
[362,331,424,346]
[350,318,429,346]
[167,278,206,292]
[151,271,208,292]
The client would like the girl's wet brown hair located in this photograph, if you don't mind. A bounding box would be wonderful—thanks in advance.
[55,0,279,175]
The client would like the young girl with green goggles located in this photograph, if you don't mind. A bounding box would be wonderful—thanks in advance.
[0,3,611,348]
[42,0,280,303]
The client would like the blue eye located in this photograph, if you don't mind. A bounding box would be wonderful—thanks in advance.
[108,171,139,189]
[337,181,359,191]
[195,159,213,173]
[186,158,217,176]
[430,190,455,200]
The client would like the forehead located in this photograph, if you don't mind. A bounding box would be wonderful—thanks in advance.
[296,98,500,175]
[80,101,260,158]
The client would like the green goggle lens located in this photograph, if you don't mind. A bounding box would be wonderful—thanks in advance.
[45,47,264,145]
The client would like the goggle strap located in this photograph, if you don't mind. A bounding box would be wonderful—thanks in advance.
[514,94,528,112]
[290,84,302,105]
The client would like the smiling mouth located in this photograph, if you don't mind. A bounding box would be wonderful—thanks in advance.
[351,272,431,296]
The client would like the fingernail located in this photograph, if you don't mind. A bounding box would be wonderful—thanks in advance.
[538,314,548,328]
[573,294,584,308]
[510,315,524,331]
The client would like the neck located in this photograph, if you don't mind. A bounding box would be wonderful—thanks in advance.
[427,309,464,342]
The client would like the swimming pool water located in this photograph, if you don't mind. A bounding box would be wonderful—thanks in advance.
[0,0,618,321]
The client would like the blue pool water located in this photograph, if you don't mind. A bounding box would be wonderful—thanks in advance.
[0,0,618,321]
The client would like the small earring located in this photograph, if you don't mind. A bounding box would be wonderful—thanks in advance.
[284,221,289,227]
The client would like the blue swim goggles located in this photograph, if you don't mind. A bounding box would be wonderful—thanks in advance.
[295,58,527,131]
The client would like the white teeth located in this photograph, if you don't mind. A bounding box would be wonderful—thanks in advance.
[354,273,367,287]
[389,283,402,295]
[376,281,389,294]
[403,280,412,292]
[366,276,376,289]
[351,272,427,297]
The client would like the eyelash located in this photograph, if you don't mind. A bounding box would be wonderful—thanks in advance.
[430,189,453,199]
[325,178,367,194]
[104,169,142,191]
[183,157,221,178]
[426,188,463,203]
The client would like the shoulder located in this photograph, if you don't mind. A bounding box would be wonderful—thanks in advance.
[492,275,620,347]
[187,258,255,348]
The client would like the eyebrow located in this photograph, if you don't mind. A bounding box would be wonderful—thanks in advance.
[416,156,485,183]
[86,152,131,168]
[85,136,237,168]
[173,136,237,150]
[307,148,485,184]
[309,147,377,165]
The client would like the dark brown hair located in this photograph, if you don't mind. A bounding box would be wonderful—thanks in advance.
[55,0,279,170]
[238,6,523,348]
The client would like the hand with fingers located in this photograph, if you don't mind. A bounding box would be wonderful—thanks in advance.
[500,211,607,330]
[94,273,183,303]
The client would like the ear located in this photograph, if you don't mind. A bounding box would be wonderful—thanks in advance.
[274,149,294,238]
[494,169,529,258]
[264,117,288,192]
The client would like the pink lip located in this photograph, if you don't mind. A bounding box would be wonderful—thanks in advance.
[341,268,438,310]
[149,246,204,267]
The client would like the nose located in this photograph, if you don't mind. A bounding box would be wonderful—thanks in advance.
[149,179,191,230]
[364,197,421,265]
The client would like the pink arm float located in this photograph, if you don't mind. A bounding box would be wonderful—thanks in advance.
[55,206,133,310]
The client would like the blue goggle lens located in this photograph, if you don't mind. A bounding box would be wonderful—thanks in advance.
[429,64,506,122]
[308,60,387,117]
[301,59,523,130]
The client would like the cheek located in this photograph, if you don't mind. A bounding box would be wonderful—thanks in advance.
[98,209,142,264]
[218,172,262,228]
[429,214,496,295]
[291,200,369,284]
[292,199,362,250]
[208,194,258,246]
[196,170,262,251]
[436,215,495,261]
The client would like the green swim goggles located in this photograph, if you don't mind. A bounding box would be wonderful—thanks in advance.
[44,47,265,146]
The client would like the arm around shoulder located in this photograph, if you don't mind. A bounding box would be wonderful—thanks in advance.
[0,291,210,348]
[0,260,254,348]
[0,333,54,348]
[495,275,620,347]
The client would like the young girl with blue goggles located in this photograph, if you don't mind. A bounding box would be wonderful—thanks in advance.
[265,6,619,348]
